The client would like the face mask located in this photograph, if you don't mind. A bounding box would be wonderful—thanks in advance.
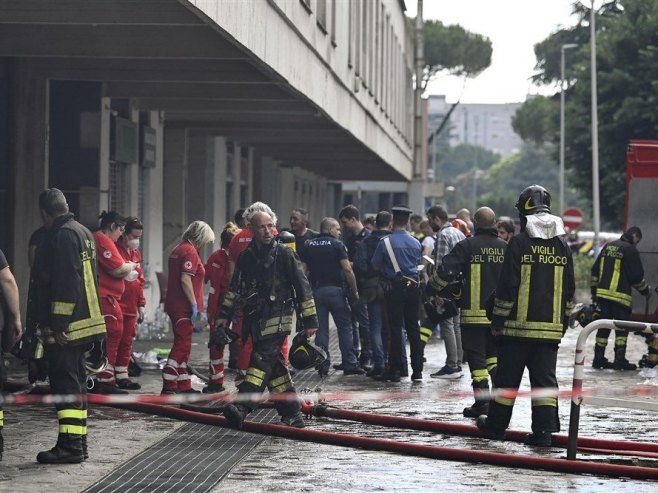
[127,238,140,249]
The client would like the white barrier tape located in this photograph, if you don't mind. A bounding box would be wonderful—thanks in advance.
[581,397,658,412]
[3,384,658,407]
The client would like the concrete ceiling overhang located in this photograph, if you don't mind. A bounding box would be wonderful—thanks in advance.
[0,0,407,181]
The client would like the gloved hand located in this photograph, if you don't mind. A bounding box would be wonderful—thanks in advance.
[208,325,238,349]
[137,306,145,324]
[191,304,199,324]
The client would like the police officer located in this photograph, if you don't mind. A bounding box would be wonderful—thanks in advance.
[32,188,107,463]
[477,185,575,447]
[429,207,506,418]
[371,205,424,382]
[300,217,363,376]
[220,209,318,429]
[289,207,317,256]
[591,226,650,370]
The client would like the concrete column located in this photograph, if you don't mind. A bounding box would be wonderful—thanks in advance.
[142,111,165,320]
[246,146,254,206]
[231,142,241,213]
[211,136,228,231]
[162,127,188,262]
[186,132,206,223]
[259,156,277,206]
[99,96,111,212]
[9,60,48,308]
[126,106,140,216]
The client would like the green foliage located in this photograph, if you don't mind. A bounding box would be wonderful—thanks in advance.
[511,96,558,146]
[572,252,595,292]
[438,143,500,178]
[423,20,493,87]
[526,0,657,228]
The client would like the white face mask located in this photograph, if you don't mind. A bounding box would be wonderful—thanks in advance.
[127,238,140,249]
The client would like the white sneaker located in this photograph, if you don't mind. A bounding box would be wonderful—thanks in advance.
[430,365,463,379]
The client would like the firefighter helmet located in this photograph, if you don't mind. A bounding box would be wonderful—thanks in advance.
[289,331,327,370]
[515,185,551,216]
[277,230,296,251]
[424,299,459,325]
[569,303,600,329]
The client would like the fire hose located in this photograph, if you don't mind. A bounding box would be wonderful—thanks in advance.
[109,401,658,480]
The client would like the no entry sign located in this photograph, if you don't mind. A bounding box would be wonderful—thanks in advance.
[563,207,583,230]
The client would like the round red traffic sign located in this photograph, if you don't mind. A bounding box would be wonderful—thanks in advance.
[563,207,583,230]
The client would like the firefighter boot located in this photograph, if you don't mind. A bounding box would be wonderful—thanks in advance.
[592,345,614,369]
[223,403,249,430]
[37,433,84,464]
[613,345,637,371]
[476,416,505,440]
[524,431,553,447]
[280,411,305,428]
[463,381,490,418]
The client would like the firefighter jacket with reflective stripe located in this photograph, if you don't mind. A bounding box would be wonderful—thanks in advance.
[591,236,648,308]
[491,231,575,342]
[31,214,107,347]
[220,240,318,341]
[430,228,506,326]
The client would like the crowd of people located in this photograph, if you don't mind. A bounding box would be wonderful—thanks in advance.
[0,183,654,464]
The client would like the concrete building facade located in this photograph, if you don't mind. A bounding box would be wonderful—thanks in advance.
[0,0,414,319]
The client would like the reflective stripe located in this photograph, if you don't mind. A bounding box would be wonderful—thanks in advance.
[114,366,128,372]
[471,368,489,383]
[595,337,608,347]
[532,397,557,407]
[419,326,433,343]
[59,424,87,435]
[460,314,489,325]
[301,299,315,310]
[495,396,515,407]
[210,373,224,381]
[245,367,265,386]
[301,300,317,318]
[0,409,3,427]
[167,359,180,368]
[210,359,223,365]
[52,301,75,316]
[610,259,621,295]
[501,323,563,340]
[597,288,632,306]
[517,264,531,323]
[262,316,294,336]
[614,336,627,346]
[553,266,564,325]
[178,374,191,381]
[58,409,87,420]
[162,373,178,381]
[268,374,293,393]
[83,259,102,319]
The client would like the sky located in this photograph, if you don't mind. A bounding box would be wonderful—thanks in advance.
[405,0,580,104]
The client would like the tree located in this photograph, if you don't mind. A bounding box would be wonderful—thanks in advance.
[439,143,500,179]
[423,20,493,89]
[511,96,557,146]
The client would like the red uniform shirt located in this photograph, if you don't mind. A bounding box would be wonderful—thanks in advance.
[94,231,126,299]
[227,227,278,264]
[227,229,254,264]
[165,240,205,313]
[204,248,230,323]
[117,243,146,315]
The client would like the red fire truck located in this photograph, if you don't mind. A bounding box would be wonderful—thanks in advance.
[625,140,658,321]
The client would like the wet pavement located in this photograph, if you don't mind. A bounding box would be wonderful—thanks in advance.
[1,317,657,492]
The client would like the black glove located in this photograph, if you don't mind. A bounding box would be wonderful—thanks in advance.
[208,326,238,349]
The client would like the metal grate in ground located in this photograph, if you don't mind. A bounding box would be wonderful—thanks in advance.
[84,330,339,493]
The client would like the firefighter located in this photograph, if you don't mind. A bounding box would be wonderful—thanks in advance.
[116,217,146,390]
[162,221,215,394]
[428,207,506,418]
[477,185,575,447]
[220,209,318,429]
[93,211,140,394]
[203,222,240,393]
[32,189,107,463]
[590,227,650,370]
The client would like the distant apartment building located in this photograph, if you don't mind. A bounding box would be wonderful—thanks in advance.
[427,95,523,159]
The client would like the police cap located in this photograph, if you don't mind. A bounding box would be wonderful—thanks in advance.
[391,205,413,216]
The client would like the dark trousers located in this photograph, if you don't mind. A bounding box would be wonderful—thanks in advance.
[351,301,372,361]
[238,332,299,418]
[461,324,498,401]
[384,282,423,374]
[46,343,89,442]
[594,299,632,349]
[487,338,559,433]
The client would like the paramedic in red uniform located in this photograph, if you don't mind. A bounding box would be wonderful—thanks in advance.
[203,222,240,393]
[162,220,215,394]
[93,211,139,394]
[116,217,146,390]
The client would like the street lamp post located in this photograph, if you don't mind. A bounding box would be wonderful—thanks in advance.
[560,43,578,215]
[587,0,602,251]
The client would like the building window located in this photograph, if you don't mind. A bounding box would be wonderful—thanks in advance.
[109,161,128,213]
[317,0,327,33]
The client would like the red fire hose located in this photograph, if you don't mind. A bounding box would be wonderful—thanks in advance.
[110,401,658,480]
[311,405,658,457]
